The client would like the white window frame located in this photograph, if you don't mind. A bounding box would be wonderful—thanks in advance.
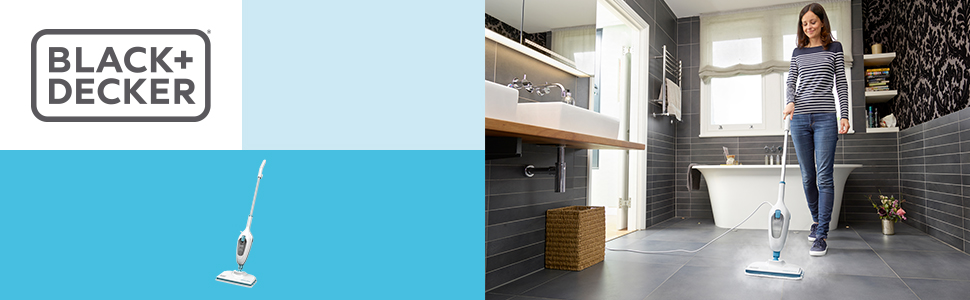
[700,65,853,137]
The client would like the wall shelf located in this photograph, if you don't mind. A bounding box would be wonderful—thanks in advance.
[486,117,645,150]
[863,52,896,66]
[865,90,897,103]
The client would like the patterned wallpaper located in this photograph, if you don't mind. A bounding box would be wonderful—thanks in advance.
[863,0,969,129]
[485,14,549,50]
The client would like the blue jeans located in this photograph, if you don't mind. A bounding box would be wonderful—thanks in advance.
[790,113,839,240]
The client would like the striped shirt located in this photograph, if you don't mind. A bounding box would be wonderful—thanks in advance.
[786,41,849,119]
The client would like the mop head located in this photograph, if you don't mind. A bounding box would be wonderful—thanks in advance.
[745,260,803,280]
[216,270,257,287]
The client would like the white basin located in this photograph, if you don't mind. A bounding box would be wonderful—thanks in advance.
[516,102,620,139]
[485,80,519,121]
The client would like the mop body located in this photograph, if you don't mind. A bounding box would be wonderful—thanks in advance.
[216,270,256,287]
[745,259,803,279]
[216,160,266,288]
[744,119,803,280]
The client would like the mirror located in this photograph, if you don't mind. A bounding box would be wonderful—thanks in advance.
[485,0,597,74]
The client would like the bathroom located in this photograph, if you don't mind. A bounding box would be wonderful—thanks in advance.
[486,0,970,298]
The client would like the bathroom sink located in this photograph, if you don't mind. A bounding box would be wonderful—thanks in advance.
[485,80,519,122]
[516,102,620,139]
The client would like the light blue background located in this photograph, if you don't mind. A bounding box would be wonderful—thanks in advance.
[0,151,482,298]
[241,0,483,150]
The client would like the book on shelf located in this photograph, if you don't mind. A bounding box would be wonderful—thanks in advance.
[866,86,891,92]
[866,67,890,72]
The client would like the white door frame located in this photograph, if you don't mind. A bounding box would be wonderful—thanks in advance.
[588,0,649,230]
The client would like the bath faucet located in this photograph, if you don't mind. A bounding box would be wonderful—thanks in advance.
[535,83,574,105]
[508,74,574,105]
[508,75,534,93]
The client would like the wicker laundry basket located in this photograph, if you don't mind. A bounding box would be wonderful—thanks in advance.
[544,206,605,271]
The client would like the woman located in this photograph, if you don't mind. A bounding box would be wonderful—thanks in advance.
[782,3,850,257]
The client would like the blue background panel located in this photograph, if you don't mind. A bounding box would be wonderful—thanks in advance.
[0,151,482,299]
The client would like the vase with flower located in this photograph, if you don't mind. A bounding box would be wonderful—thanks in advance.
[868,194,906,235]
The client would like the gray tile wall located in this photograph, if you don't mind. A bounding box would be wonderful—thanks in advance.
[485,38,591,292]
[897,108,970,252]
[673,0,902,226]
[486,145,588,291]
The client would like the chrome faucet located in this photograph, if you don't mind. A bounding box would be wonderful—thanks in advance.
[508,75,534,93]
[535,83,573,105]
[508,74,574,105]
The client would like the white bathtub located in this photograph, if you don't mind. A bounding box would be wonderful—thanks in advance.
[692,164,861,231]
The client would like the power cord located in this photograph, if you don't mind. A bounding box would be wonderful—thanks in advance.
[606,201,773,254]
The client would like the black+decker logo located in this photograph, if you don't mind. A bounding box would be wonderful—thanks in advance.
[31,29,210,122]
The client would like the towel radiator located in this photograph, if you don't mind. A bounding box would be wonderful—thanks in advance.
[651,45,682,122]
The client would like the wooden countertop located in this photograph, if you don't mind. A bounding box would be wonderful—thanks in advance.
[486,117,645,150]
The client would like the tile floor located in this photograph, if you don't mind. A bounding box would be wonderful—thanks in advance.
[486,218,970,300]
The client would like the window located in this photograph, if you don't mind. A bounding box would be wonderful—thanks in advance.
[708,37,764,130]
[698,2,853,137]
[711,75,762,126]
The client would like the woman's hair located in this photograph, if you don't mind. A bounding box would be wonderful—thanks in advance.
[797,3,834,50]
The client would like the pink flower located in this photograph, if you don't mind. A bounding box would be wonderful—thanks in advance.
[893,200,899,207]
[897,209,906,220]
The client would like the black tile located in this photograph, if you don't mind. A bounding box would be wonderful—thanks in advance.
[878,250,970,280]
[677,22,690,44]
[926,173,963,185]
[486,255,545,291]
[926,154,961,164]
[487,217,546,242]
[486,243,545,272]
[905,278,970,300]
[524,260,681,300]
[644,265,785,299]
[489,187,586,210]
[843,135,898,147]
[925,130,960,146]
[783,275,917,300]
[899,128,923,144]
[487,229,545,256]
[635,0,656,21]
[896,139,922,151]
[489,268,569,295]
[690,20,699,44]
[925,144,961,158]
[844,152,898,160]
[861,232,957,252]
[485,293,514,300]
[655,3,677,45]
[626,0,649,23]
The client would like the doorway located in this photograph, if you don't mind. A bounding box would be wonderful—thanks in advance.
[588,0,649,241]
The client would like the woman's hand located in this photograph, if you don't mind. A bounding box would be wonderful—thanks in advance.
[839,118,850,134]
[782,102,794,120]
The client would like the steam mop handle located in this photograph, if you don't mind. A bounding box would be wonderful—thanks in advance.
[780,117,791,181]
[251,160,265,217]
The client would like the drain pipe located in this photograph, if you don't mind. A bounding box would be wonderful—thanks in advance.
[524,145,567,193]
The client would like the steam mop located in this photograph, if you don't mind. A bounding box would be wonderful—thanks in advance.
[216,160,266,287]
[744,118,804,280]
